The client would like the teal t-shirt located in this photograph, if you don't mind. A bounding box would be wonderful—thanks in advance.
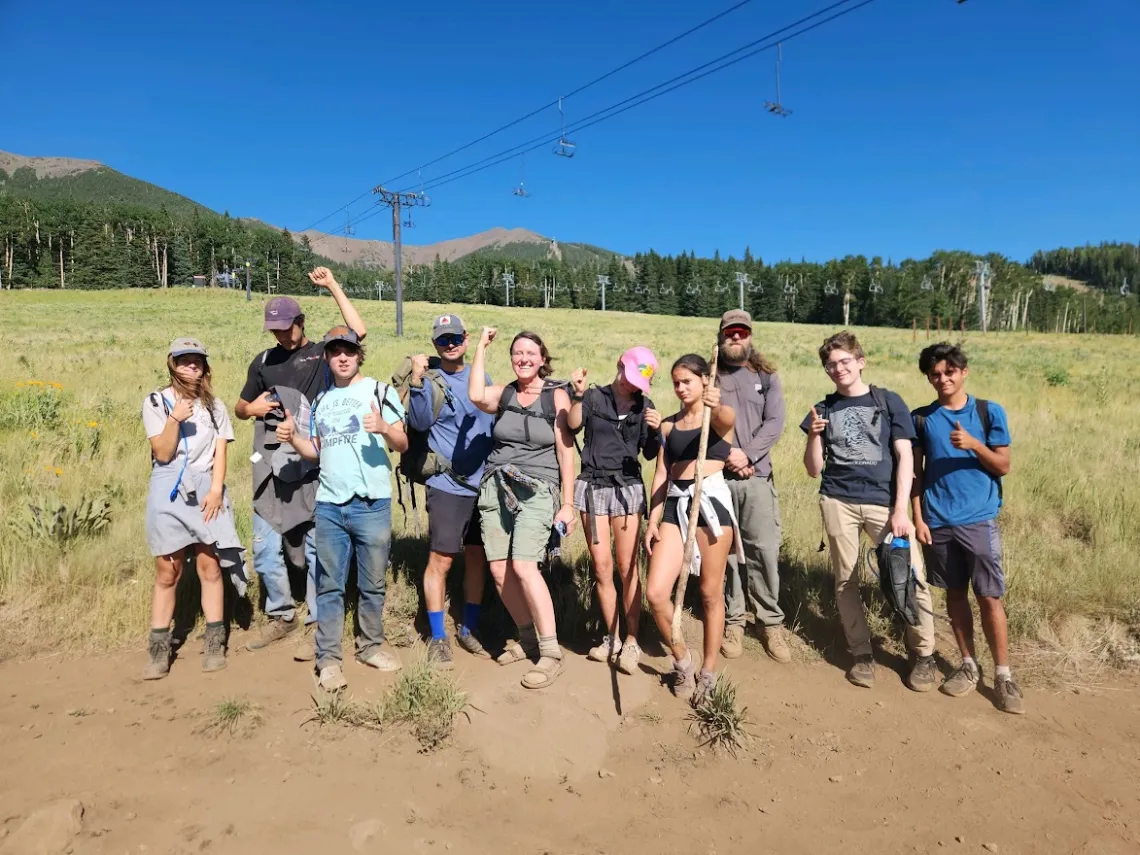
[304,378,406,504]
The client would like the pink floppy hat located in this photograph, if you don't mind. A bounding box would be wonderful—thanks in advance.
[619,346,658,393]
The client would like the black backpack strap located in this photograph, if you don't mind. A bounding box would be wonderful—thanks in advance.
[914,413,927,448]
[868,384,892,427]
[374,380,403,421]
[975,398,992,445]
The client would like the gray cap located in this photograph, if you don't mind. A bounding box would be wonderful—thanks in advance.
[432,313,466,340]
[169,336,208,358]
[322,326,361,349]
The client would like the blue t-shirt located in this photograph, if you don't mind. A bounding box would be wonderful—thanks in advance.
[406,365,495,496]
[911,395,1011,529]
[300,378,406,504]
[799,387,915,507]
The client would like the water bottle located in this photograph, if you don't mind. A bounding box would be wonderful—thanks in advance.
[554,520,569,538]
[890,536,910,551]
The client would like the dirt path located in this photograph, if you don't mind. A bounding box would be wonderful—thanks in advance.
[2,628,1138,855]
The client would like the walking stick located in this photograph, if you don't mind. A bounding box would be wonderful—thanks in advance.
[670,344,721,646]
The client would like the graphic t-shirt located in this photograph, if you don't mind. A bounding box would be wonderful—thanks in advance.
[241,340,328,407]
[912,395,1011,529]
[142,388,234,473]
[799,388,914,507]
[295,378,406,504]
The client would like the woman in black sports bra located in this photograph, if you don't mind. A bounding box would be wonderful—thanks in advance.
[644,353,742,706]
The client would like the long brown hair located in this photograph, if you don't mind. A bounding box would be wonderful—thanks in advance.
[510,331,554,379]
[167,354,216,419]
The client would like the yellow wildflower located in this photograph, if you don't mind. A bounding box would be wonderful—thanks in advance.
[29,431,39,439]
[87,421,100,429]
[50,382,63,390]
[54,468,63,477]
[28,380,44,387]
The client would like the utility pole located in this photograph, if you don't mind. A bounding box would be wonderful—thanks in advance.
[975,260,991,333]
[244,257,252,302]
[372,185,430,337]
[597,274,610,311]
[735,271,750,311]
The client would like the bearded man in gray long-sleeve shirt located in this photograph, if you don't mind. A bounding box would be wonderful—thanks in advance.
[715,310,790,663]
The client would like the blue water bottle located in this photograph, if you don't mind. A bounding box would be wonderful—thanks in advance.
[890,536,910,550]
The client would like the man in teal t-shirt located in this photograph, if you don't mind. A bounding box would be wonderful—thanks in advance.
[277,326,409,692]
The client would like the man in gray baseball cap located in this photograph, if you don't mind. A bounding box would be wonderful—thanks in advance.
[235,266,369,658]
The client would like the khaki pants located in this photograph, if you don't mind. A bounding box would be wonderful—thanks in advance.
[819,496,935,658]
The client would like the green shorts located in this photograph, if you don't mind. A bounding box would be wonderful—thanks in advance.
[478,477,556,562]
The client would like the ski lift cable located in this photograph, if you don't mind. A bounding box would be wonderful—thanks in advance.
[407,0,875,197]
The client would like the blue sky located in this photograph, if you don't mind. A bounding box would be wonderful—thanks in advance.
[3,0,1137,263]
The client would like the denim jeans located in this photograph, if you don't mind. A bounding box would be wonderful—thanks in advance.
[314,497,391,669]
[252,513,318,624]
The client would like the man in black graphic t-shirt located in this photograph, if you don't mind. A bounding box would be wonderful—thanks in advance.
[800,330,937,693]
[235,267,368,657]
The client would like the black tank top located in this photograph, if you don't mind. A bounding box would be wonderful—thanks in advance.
[664,422,732,466]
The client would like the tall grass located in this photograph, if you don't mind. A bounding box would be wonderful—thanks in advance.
[1,290,1138,669]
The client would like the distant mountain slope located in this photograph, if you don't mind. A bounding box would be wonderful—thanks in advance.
[0,150,211,217]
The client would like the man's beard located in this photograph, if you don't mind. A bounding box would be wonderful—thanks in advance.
[721,341,750,364]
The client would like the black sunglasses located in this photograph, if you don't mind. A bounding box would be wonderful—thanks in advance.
[434,333,465,348]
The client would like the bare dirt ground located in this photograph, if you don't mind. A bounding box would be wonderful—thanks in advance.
[2,622,1139,855]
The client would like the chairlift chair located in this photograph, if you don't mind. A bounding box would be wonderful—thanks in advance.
[553,96,577,158]
[514,156,531,197]
[763,43,793,118]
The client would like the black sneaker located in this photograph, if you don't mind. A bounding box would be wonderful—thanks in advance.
[908,655,939,693]
[428,637,454,670]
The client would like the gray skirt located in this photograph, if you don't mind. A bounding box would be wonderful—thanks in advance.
[573,478,647,518]
[145,465,248,595]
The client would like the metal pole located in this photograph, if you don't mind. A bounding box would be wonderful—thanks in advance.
[392,199,404,337]
[244,259,251,302]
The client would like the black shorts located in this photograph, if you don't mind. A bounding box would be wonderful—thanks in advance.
[661,496,733,529]
[921,519,1005,598]
[426,486,483,555]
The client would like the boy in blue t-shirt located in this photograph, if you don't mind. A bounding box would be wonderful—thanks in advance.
[277,326,409,692]
[911,342,1022,715]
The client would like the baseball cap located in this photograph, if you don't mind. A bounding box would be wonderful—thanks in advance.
[719,309,753,332]
[169,336,207,358]
[264,296,303,331]
[322,325,361,349]
[619,346,658,394]
[432,313,466,340]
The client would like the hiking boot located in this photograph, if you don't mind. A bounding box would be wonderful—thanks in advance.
[293,623,316,662]
[761,625,792,664]
[720,625,744,660]
[317,665,347,692]
[358,647,402,672]
[692,670,717,707]
[455,630,492,659]
[908,655,939,693]
[246,617,299,650]
[427,637,454,670]
[616,640,642,675]
[201,624,227,673]
[846,654,875,689]
[671,655,696,701]
[142,631,172,681]
[587,635,621,663]
[994,676,1025,715]
[941,661,981,698]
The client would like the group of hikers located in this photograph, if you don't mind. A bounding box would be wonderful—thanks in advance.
[141,266,1023,714]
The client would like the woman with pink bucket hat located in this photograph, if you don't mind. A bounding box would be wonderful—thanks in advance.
[567,346,662,675]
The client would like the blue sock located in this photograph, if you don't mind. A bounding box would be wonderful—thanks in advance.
[461,602,481,637]
[428,610,446,640]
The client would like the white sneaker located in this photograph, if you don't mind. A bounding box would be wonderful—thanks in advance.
[357,648,402,672]
[616,640,642,675]
[587,635,622,663]
[318,665,347,691]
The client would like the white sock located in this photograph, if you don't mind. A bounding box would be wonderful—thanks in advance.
[995,664,1011,680]
[962,655,978,669]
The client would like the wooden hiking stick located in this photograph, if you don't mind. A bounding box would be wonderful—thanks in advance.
[670,344,721,646]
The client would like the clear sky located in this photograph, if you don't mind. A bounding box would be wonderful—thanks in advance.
[3,0,1137,263]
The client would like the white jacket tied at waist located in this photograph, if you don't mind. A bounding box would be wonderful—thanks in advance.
[666,471,745,576]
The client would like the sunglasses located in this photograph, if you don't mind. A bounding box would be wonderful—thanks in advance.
[434,334,465,348]
[722,326,751,340]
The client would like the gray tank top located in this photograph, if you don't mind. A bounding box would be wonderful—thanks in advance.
[486,384,560,486]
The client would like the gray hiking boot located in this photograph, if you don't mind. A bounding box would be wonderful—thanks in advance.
[246,617,299,650]
[455,630,491,659]
[142,630,172,680]
[293,623,316,662]
[587,635,621,663]
[994,675,1025,715]
[846,654,875,689]
[692,670,717,707]
[941,661,981,697]
[201,624,227,673]
[428,637,454,670]
[720,625,744,660]
[616,640,642,675]
[908,655,939,693]
[671,655,696,701]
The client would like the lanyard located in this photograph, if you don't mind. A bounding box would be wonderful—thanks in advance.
[163,396,190,502]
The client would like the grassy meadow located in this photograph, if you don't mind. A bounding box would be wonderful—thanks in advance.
[1,289,1138,675]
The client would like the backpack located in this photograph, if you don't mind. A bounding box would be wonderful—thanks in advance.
[913,397,1001,500]
[496,380,558,442]
[873,539,923,627]
[389,356,474,490]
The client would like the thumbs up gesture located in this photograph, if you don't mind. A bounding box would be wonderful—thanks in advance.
[276,410,296,444]
[808,405,829,437]
[949,419,978,452]
[363,398,390,436]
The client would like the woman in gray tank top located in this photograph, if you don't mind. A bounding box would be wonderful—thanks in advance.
[469,327,577,690]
